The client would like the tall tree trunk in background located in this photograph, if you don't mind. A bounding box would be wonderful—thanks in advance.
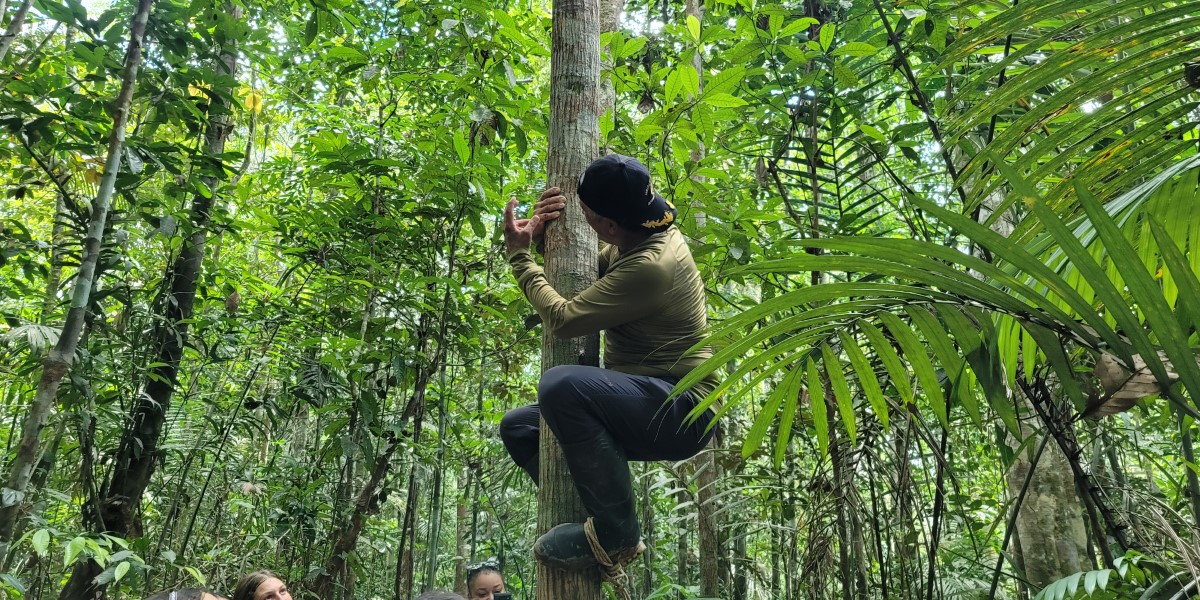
[538,0,602,598]
[682,2,723,596]
[424,370,451,591]
[639,465,654,598]
[971,165,1092,589]
[1005,409,1091,588]
[0,0,33,63]
[598,0,622,153]
[454,477,469,595]
[0,0,152,563]
[696,451,720,597]
[60,9,240,596]
[674,467,690,590]
[396,437,423,600]
[40,192,68,324]
[311,360,431,600]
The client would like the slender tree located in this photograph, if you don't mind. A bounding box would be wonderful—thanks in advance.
[60,5,241,596]
[537,0,603,596]
[0,0,154,561]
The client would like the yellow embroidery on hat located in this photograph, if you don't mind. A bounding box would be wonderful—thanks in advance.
[642,211,675,229]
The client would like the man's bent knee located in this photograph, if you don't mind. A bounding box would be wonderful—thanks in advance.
[537,365,588,409]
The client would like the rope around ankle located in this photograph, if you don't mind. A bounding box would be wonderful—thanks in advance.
[583,517,634,600]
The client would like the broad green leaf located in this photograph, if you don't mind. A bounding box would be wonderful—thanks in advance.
[31,529,49,557]
[686,15,701,41]
[114,561,130,582]
[857,320,913,405]
[822,344,856,444]
[452,130,470,164]
[620,36,648,58]
[839,330,888,430]
[807,359,828,456]
[818,23,835,51]
[778,17,819,38]
[680,65,700,98]
[64,536,86,567]
[832,42,877,57]
[704,93,748,108]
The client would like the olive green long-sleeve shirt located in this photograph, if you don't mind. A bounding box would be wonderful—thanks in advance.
[508,227,718,400]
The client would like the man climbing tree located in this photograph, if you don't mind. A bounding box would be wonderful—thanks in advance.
[500,154,721,580]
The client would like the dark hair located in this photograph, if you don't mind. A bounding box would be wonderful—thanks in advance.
[465,559,502,591]
[415,592,466,600]
[145,590,226,600]
[232,570,282,600]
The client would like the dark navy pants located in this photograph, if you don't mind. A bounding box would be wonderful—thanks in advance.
[499,365,717,482]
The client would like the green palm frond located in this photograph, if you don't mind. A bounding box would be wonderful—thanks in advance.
[941,0,1200,215]
[684,162,1200,460]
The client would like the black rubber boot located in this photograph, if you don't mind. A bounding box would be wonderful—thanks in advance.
[533,433,641,570]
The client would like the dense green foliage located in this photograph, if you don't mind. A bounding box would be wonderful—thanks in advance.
[2,0,1199,598]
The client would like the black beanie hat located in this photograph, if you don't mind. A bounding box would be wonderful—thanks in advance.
[577,154,677,232]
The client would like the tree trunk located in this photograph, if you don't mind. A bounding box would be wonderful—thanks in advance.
[639,465,654,598]
[1005,396,1091,589]
[311,429,401,599]
[0,0,33,63]
[60,8,240,597]
[0,0,152,563]
[424,370,451,592]
[598,0,623,153]
[537,0,603,598]
[40,192,68,324]
[454,477,469,595]
[696,451,720,597]
[395,446,422,600]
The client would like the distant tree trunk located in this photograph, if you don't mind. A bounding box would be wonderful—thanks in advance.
[731,522,747,600]
[424,370,451,592]
[697,451,720,597]
[0,0,152,563]
[598,0,622,153]
[60,8,240,597]
[674,469,690,591]
[396,446,423,600]
[0,0,33,62]
[454,477,469,595]
[311,366,427,600]
[639,465,654,597]
[40,192,68,324]
[538,0,603,598]
[1005,396,1091,589]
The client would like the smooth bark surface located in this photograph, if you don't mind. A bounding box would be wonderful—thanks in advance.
[538,0,602,597]
[61,7,239,596]
[0,0,153,565]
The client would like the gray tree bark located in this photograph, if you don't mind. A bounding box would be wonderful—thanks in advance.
[1004,424,1091,588]
[0,0,153,564]
[0,0,33,63]
[538,0,603,597]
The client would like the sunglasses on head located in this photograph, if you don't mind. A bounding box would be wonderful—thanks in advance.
[466,558,500,574]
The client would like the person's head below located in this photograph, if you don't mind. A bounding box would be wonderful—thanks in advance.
[232,570,291,600]
[145,588,226,600]
[465,560,505,600]
[416,593,467,600]
[577,154,677,250]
